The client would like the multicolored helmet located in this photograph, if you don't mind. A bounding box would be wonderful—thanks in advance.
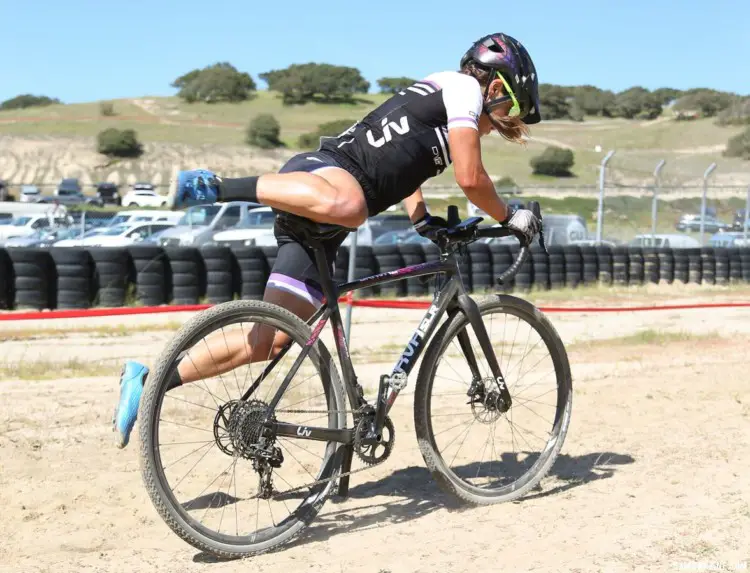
[460,33,541,124]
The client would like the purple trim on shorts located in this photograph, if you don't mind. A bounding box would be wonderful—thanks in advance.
[268,272,324,303]
[448,116,478,124]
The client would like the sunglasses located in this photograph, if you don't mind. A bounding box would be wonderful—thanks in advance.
[492,72,522,118]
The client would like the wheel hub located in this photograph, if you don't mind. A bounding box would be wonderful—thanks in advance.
[213,399,279,461]
[467,377,508,423]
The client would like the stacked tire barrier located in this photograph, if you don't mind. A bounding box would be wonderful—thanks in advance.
[0,248,13,310]
[90,247,130,307]
[129,246,168,306]
[165,247,204,304]
[50,248,95,309]
[8,248,56,310]
[0,245,749,311]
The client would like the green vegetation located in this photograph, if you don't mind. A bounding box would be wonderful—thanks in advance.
[723,127,750,160]
[172,62,256,103]
[259,63,369,104]
[96,127,143,158]
[246,113,282,149]
[0,94,61,111]
[298,119,357,149]
[530,146,575,176]
[377,77,417,94]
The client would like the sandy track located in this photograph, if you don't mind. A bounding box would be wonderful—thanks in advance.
[1,292,750,573]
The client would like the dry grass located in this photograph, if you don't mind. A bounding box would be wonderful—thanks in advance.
[0,357,117,380]
[0,321,184,341]
[569,328,725,351]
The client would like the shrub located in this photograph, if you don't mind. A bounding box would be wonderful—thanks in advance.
[530,146,575,176]
[0,94,61,110]
[297,119,358,149]
[246,114,282,149]
[723,127,750,160]
[100,102,116,116]
[96,128,143,158]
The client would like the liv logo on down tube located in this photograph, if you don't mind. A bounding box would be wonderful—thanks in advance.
[394,301,440,373]
[366,116,410,148]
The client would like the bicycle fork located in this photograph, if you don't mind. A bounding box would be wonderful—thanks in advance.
[455,293,513,411]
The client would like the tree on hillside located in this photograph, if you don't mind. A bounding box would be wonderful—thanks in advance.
[673,88,737,117]
[571,85,616,117]
[97,128,143,158]
[716,97,750,126]
[260,63,369,104]
[0,94,61,111]
[652,87,683,106]
[723,127,750,160]
[172,62,256,103]
[538,84,574,120]
[612,87,662,120]
[377,77,417,94]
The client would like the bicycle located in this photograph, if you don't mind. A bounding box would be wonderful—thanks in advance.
[138,202,573,558]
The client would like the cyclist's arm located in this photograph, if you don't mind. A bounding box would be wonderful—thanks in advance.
[403,188,427,223]
[448,127,509,223]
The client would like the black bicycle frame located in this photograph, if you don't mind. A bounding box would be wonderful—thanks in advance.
[252,241,511,446]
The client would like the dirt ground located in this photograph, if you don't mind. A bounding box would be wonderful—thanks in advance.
[1,286,749,573]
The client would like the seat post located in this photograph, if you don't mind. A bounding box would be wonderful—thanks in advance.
[309,239,339,309]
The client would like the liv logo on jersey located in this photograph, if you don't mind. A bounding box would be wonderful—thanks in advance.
[366,116,410,148]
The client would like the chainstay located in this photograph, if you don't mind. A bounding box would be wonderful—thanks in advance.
[270,408,384,497]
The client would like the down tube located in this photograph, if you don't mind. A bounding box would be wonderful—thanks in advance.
[384,278,460,414]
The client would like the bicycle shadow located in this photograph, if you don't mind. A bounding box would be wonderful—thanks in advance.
[192,450,633,562]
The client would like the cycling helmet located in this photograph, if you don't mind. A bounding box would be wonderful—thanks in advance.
[460,33,541,124]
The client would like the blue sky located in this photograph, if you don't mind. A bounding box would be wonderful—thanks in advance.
[1,0,748,103]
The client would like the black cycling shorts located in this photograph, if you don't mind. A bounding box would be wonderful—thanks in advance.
[266,152,349,307]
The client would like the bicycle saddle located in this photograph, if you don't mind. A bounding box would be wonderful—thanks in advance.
[274,210,356,242]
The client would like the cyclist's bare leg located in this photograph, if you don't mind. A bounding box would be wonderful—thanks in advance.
[256,167,368,228]
[176,288,316,384]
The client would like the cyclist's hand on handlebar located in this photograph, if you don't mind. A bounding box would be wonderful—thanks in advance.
[414,213,449,243]
[502,205,542,245]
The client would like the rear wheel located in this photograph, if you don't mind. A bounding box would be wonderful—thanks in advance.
[139,300,346,558]
[414,295,572,505]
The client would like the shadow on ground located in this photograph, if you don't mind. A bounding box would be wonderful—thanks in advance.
[192,450,633,562]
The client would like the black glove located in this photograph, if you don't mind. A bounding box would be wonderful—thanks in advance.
[502,205,542,244]
[414,213,449,243]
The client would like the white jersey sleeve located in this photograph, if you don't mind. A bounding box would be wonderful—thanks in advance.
[423,71,484,131]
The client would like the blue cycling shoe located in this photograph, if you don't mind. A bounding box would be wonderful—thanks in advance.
[112,360,149,449]
[167,169,221,209]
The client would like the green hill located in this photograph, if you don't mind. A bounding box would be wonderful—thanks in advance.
[0,91,748,190]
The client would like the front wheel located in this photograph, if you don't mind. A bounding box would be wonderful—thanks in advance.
[414,295,572,505]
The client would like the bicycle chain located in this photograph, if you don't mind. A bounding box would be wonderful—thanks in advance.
[268,407,386,497]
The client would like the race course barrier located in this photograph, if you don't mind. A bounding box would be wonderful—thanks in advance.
[1,244,750,312]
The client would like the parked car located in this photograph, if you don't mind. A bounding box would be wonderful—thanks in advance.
[106,209,183,227]
[4,227,81,248]
[19,185,42,203]
[50,178,98,206]
[211,207,277,248]
[675,214,731,233]
[732,209,749,231]
[0,214,69,243]
[122,183,167,207]
[157,201,260,247]
[709,232,750,248]
[630,234,700,249]
[341,214,414,247]
[94,182,121,206]
[56,222,176,247]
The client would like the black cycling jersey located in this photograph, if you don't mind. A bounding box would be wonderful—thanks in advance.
[318,71,484,216]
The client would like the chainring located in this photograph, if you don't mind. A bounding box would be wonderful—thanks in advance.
[354,415,395,466]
